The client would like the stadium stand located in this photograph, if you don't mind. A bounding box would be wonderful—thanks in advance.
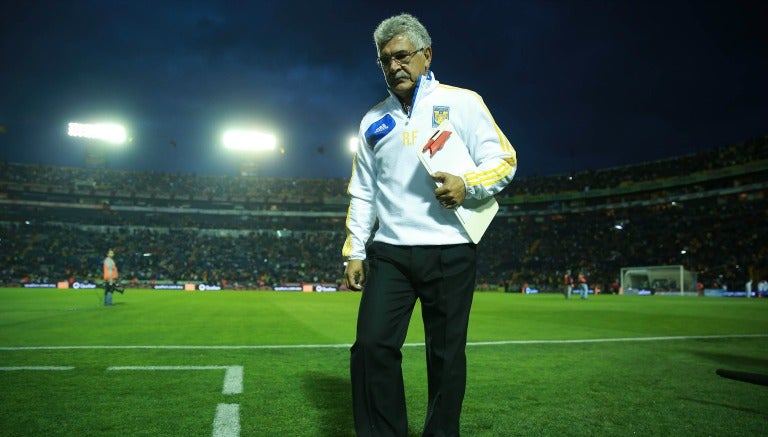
[1,135,766,293]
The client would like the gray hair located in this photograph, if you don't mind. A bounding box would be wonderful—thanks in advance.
[373,13,432,52]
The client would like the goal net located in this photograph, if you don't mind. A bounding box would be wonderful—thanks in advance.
[620,265,697,296]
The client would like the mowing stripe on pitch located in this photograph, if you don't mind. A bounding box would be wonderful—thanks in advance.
[1,333,766,351]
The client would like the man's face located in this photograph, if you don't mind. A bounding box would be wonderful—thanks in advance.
[378,35,431,100]
[108,250,114,258]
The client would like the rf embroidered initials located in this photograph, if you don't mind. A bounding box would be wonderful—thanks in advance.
[402,130,419,146]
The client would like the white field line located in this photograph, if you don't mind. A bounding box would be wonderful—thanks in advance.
[107,365,243,437]
[0,366,74,370]
[222,366,243,395]
[212,403,240,437]
[107,365,243,394]
[1,333,767,351]
[466,333,768,346]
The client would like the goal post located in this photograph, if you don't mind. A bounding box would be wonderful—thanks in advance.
[620,265,697,296]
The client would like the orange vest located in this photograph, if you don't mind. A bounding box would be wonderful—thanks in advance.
[103,258,119,280]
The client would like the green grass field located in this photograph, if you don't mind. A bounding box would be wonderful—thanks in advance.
[1,288,766,436]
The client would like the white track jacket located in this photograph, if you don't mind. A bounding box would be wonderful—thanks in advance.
[343,71,517,260]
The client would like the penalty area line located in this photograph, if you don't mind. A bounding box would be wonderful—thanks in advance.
[108,365,243,394]
[1,334,766,351]
[213,403,240,437]
[107,366,243,437]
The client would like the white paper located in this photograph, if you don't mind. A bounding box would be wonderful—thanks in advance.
[416,120,499,243]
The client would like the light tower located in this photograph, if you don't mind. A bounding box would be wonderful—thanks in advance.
[67,122,128,168]
[348,136,359,153]
[222,128,278,176]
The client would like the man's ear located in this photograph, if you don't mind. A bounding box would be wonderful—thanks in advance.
[423,46,433,69]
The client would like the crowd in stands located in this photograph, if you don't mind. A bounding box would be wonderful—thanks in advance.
[0,161,348,206]
[0,223,343,289]
[507,135,768,196]
[2,135,765,200]
[480,193,766,292]
[1,135,766,292]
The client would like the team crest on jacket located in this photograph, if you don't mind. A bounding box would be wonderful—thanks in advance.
[432,106,449,127]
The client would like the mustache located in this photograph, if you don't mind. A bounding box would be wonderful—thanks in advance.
[389,71,410,82]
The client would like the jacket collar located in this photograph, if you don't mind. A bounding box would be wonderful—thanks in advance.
[388,70,438,117]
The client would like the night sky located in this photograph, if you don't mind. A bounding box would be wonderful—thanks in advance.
[1,0,766,179]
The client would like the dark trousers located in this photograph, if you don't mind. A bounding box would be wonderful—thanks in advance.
[351,242,477,437]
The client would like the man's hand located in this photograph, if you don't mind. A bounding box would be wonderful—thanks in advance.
[432,171,466,209]
[345,259,365,291]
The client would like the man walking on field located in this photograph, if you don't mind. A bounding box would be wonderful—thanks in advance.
[343,13,517,436]
[103,248,120,306]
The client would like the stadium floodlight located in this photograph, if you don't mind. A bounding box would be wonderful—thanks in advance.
[348,136,358,153]
[67,122,127,144]
[222,129,277,152]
